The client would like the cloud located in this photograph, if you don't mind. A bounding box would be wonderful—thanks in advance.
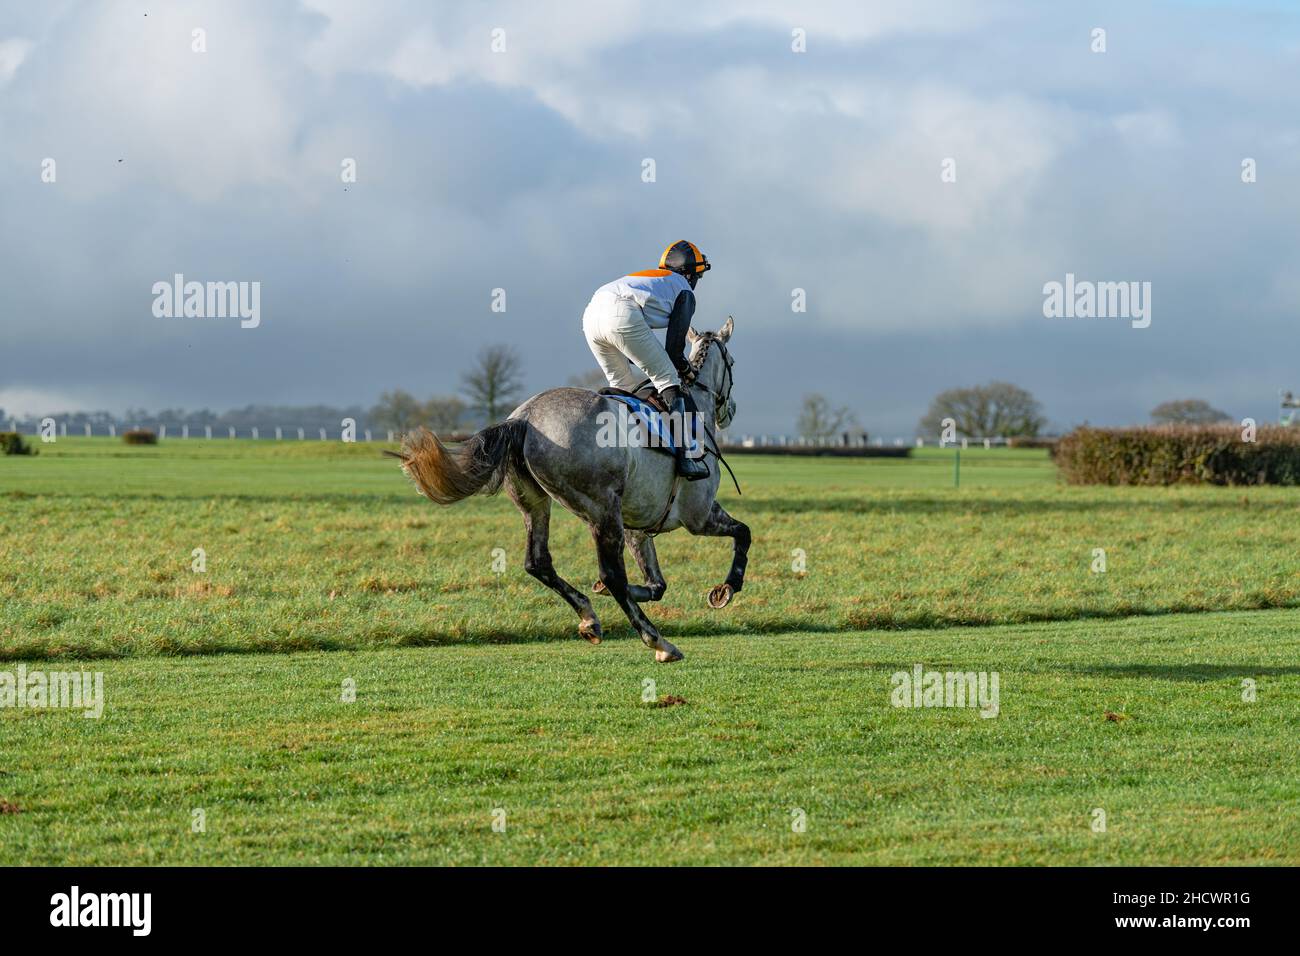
[298,0,1003,137]
[0,36,32,85]
[1,1,1298,435]
[8,3,313,202]
[0,386,96,420]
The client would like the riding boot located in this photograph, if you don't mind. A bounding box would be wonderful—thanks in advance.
[660,386,710,481]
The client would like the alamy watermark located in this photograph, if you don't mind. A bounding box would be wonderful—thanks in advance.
[152,274,260,328]
[1043,273,1150,329]
[50,886,150,936]
[0,665,104,718]
[890,664,999,718]
[595,403,705,458]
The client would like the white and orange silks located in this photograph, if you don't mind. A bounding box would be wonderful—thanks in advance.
[582,269,692,394]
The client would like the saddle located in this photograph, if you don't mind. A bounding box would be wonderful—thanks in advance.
[597,385,701,458]
[597,379,741,500]
[598,381,668,414]
[597,383,687,534]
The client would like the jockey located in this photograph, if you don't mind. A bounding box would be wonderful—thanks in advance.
[582,240,712,481]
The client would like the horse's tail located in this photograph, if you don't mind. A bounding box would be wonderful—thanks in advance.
[385,420,527,505]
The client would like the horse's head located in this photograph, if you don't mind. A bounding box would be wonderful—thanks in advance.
[684,316,736,429]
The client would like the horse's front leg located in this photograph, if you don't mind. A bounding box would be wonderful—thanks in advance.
[687,501,751,609]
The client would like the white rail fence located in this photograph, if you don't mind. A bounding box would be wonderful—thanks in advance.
[5,419,396,443]
[730,434,1018,449]
[7,418,1031,450]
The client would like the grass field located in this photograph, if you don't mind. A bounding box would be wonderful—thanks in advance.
[2,438,1298,864]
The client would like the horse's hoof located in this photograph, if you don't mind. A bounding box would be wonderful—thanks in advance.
[654,646,684,664]
[708,583,734,609]
[592,581,608,595]
[578,619,602,644]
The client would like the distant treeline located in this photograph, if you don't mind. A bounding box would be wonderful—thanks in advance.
[1,404,372,433]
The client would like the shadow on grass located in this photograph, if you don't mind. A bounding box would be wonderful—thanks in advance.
[746,495,1287,517]
[4,490,1291,517]
[857,661,1300,682]
[6,600,1300,663]
[1057,663,1300,681]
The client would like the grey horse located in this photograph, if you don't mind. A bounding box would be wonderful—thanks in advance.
[390,318,749,663]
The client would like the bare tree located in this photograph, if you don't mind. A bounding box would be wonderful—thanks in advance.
[798,393,858,440]
[423,396,467,434]
[1150,399,1230,425]
[370,389,425,433]
[462,344,525,424]
[917,382,1045,438]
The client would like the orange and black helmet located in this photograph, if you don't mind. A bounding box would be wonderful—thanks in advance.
[658,240,711,279]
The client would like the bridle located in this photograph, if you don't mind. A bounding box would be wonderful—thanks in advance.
[683,333,736,428]
[681,331,741,495]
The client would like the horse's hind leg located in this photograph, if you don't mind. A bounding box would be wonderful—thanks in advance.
[590,512,682,663]
[507,475,602,644]
[625,531,667,601]
[593,530,666,602]
[687,501,751,609]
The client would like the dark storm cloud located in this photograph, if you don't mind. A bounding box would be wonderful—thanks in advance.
[1,0,1297,435]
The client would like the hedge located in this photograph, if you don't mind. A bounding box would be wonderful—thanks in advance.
[0,432,36,456]
[1055,425,1300,485]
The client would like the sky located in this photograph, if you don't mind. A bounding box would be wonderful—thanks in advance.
[2,0,1299,437]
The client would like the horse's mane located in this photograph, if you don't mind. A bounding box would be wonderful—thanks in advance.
[682,332,721,386]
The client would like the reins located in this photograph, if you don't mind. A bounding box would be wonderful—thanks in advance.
[682,332,742,497]
[642,329,742,535]
[703,425,742,496]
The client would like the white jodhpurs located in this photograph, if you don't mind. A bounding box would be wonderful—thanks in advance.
[582,292,681,395]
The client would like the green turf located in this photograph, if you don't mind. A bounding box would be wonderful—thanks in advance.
[2,439,1298,659]
[1,610,1296,865]
[1,438,1297,864]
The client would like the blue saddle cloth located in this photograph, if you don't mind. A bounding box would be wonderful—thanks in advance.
[603,394,702,455]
